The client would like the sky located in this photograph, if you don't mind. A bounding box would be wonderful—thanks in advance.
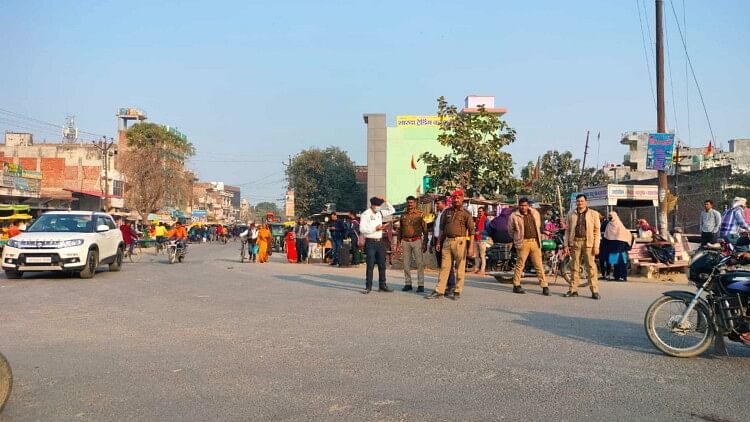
[1,0,748,205]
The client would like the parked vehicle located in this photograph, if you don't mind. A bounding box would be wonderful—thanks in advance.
[542,228,589,287]
[644,243,750,357]
[1,211,124,279]
[167,240,186,264]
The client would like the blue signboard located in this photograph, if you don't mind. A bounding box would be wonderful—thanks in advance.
[646,133,675,171]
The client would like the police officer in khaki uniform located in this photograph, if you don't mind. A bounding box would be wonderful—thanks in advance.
[564,194,602,299]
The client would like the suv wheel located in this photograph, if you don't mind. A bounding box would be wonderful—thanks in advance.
[79,250,98,279]
[109,247,123,272]
[4,270,22,279]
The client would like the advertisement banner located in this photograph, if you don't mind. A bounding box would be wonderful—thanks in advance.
[646,133,675,170]
[395,115,448,128]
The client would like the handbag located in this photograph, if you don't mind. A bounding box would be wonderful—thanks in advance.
[252,244,259,254]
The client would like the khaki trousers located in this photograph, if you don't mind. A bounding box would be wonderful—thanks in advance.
[435,237,468,294]
[570,238,599,293]
[401,239,425,286]
[512,239,548,287]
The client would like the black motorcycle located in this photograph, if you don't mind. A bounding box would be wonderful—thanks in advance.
[644,245,750,357]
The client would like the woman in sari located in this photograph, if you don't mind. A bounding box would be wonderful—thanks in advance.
[285,228,298,263]
[257,223,272,263]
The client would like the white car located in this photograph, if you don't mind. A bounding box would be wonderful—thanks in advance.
[1,211,125,279]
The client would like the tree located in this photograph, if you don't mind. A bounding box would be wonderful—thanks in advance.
[420,96,517,197]
[121,123,195,218]
[286,147,365,216]
[519,150,610,203]
[254,201,281,217]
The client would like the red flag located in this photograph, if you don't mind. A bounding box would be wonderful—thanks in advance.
[410,155,417,170]
[704,141,713,158]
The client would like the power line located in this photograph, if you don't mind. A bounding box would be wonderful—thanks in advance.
[682,0,692,146]
[668,0,715,143]
[0,107,106,140]
[664,14,680,135]
[636,0,657,109]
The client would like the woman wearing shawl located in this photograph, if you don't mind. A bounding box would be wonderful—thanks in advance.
[285,228,298,263]
[257,223,272,263]
[604,212,634,281]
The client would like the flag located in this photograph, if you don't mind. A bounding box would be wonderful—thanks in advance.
[704,141,713,158]
[410,155,417,170]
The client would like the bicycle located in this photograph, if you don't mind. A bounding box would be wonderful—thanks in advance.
[125,241,144,263]
[0,350,12,414]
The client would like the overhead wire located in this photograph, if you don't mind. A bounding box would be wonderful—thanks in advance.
[667,0,716,143]
[636,0,657,109]
[664,13,680,136]
[682,0,692,146]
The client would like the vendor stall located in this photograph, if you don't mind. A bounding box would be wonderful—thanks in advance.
[570,184,659,229]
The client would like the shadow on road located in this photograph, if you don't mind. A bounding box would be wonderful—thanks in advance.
[496,309,660,355]
[273,274,363,293]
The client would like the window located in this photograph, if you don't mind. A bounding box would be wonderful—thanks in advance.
[113,180,124,197]
[27,214,94,233]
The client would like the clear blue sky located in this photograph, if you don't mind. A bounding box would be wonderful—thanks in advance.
[1,0,748,204]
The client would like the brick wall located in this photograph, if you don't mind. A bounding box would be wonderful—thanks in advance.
[40,158,65,190]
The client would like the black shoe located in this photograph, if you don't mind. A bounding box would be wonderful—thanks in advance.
[512,286,526,294]
[425,291,444,299]
[378,286,393,293]
[450,292,461,300]
[563,291,579,297]
[592,293,600,300]
[402,285,413,291]
[416,286,425,293]
[362,288,371,294]
[542,287,550,296]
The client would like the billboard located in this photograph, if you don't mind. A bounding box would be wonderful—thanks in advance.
[646,133,675,171]
[395,115,447,128]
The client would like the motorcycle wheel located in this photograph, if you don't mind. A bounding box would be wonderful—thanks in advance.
[168,249,176,264]
[0,351,12,414]
[561,256,590,288]
[644,296,714,358]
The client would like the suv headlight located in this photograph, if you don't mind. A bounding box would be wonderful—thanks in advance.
[61,239,85,247]
[6,239,19,248]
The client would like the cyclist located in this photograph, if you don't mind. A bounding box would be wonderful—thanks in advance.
[154,222,168,250]
[118,218,139,256]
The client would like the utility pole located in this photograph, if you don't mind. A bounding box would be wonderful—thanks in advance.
[656,0,670,239]
[93,137,116,212]
[579,130,590,191]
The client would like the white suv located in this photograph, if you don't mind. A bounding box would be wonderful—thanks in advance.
[2,211,125,279]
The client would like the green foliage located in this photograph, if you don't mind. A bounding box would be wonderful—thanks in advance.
[122,123,196,215]
[125,123,195,160]
[254,201,281,217]
[519,150,610,203]
[420,96,517,197]
[286,147,365,216]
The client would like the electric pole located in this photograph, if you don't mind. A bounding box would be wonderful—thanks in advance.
[656,0,670,239]
[579,130,590,191]
[93,137,116,211]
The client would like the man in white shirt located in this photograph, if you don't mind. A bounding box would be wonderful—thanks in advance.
[358,196,396,294]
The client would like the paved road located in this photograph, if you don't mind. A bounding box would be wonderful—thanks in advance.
[1,242,748,421]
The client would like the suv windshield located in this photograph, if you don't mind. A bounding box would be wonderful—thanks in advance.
[26,214,95,233]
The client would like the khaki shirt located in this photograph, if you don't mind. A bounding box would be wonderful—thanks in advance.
[440,207,474,239]
[399,209,427,240]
